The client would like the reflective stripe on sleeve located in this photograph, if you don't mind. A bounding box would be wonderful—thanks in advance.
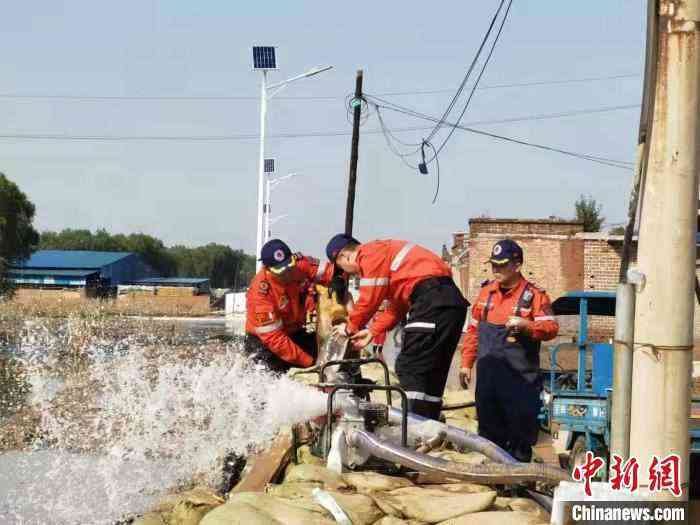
[469,318,479,327]
[359,277,389,287]
[390,243,415,271]
[534,316,556,321]
[255,320,283,334]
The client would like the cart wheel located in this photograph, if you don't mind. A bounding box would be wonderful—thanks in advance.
[569,435,588,475]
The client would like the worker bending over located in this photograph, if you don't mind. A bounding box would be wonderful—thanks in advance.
[326,234,469,420]
[460,239,558,462]
[245,239,335,373]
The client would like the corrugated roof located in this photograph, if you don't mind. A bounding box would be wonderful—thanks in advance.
[12,250,133,269]
[7,268,100,277]
[131,277,209,285]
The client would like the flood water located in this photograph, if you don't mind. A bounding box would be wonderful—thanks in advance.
[0,316,328,525]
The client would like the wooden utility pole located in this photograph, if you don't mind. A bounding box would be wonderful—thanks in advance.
[629,0,700,501]
[344,70,363,236]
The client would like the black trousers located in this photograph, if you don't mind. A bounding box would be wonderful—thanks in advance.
[395,277,469,420]
[476,356,541,462]
[243,331,317,374]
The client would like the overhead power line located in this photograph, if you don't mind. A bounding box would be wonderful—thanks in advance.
[0,73,641,102]
[365,95,634,170]
[0,103,639,145]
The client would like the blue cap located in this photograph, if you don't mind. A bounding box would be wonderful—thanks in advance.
[326,233,359,262]
[488,239,523,264]
[260,239,294,272]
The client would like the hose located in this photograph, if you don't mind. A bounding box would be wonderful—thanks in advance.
[385,407,559,511]
[347,429,570,485]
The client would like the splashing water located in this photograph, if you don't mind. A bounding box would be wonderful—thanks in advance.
[0,317,327,524]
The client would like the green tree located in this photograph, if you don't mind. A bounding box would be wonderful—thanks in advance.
[609,226,626,236]
[575,194,605,232]
[39,228,255,289]
[0,174,39,294]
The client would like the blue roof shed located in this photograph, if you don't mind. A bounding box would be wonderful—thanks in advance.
[10,250,157,286]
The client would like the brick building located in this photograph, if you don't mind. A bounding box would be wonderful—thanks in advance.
[449,218,700,342]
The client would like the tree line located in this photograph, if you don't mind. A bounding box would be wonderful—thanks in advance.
[39,229,255,289]
[1,173,254,290]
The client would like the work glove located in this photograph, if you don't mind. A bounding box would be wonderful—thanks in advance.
[459,367,472,390]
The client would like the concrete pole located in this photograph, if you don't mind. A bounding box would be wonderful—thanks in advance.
[610,282,635,462]
[629,0,700,501]
[255,71,268,271]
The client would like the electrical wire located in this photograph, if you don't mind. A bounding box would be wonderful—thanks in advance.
[428,0,513,159]
[365,95,634,169]
[426,0,508,143]
[0,73,640,102]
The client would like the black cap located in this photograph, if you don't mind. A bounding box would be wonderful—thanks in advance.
[488,239,523,264]
[260,239,295,273]
[326,233,359,262]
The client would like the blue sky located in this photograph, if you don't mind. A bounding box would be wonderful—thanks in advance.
[0,1,645,256]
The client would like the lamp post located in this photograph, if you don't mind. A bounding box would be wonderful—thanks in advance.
[252,46,332,270]
[265,172,300,243]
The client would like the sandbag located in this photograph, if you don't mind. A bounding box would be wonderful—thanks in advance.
[372,517,427,525]
[431,483,493,494]
[342,471,414,493]
[266,483,383,525]
[200,501,281,525]
[492,497,550,523]
[132,512,167,525]
[266,481,322,499]
[372,487,496,523]
[226,492,335,525]
[436,510,547,525]
[283,464,349,490]
[297,444,326,466]
[169,486,225,525]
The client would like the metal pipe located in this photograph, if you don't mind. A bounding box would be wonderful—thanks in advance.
[255,70,268,271]
[347,429,570,485]
[610,282,635,461]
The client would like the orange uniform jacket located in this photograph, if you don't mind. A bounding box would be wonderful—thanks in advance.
[347,240,452,336]
[460,276,559,369]
[246,255,335,368]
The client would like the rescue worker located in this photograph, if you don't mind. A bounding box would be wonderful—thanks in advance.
[245,239,335,373]
[459,239,558,462]
[326,234,469,420]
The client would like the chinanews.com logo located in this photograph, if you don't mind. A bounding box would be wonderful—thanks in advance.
[568,453,687,524]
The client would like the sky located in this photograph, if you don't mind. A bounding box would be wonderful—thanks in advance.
[0,1,646,257]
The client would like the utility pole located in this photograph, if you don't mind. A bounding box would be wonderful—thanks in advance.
[629,0,700,501]
[345,70,363,236]
[610,0,659,464]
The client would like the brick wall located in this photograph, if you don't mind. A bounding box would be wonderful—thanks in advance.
[469,218,584,237]
[465,234,584,304]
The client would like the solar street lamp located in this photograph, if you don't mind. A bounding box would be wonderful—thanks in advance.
[252,45,332,270]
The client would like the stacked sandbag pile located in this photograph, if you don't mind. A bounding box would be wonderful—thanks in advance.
[134,462,550,525]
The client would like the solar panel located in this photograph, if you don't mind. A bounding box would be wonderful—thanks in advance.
[264,158,275,173]
[252,46,277,70]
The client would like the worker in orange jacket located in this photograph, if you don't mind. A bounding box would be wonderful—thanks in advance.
[460,239,559,462]
[326,234,469,420]
[245,239,335,373]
